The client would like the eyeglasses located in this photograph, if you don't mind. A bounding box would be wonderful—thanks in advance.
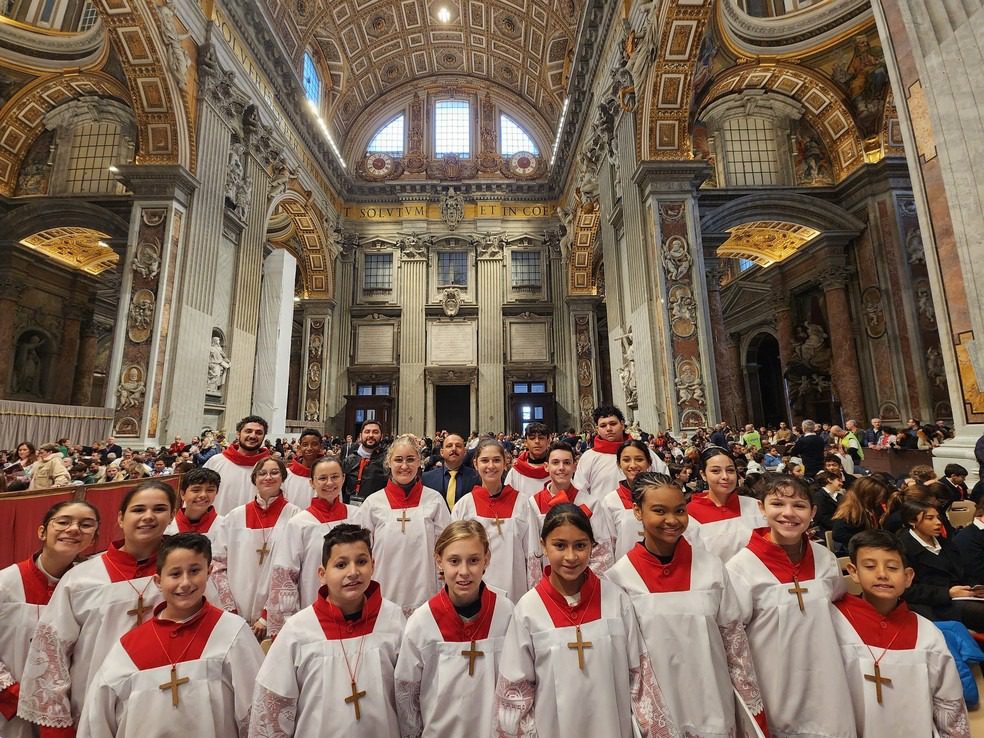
[255,470,282,477]
[49,517,98,533]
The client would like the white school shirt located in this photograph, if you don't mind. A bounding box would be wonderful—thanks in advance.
[18,544,166,729]
[726,531,856,738]
[494,569,677,738]
[0,558,60,738]
[210,493,301,623]
[687,492,765,562]
[248,583,405,738]
[527,486,617,583]
[451,485,535,602]
[395,586,515,737]
[265,498,356,636]
[831,595,969,738]
[355,481,451,617]
[606,540,767,738]
[77,603,263,738]
[204,448,271,516]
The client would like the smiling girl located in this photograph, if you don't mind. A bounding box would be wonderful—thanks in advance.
[495,503,677,738]
[451,439,536,601]
[606,473,768,737]
[0,501,99,738]
[396,520,515,735]
[726,474,854,738]
[18,480,177,733]
[355,434,450,617]
[266,455,357,636]
[601,440,654,561]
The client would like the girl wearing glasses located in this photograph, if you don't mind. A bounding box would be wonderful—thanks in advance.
[211,456,300,640]
[0,500,99,738]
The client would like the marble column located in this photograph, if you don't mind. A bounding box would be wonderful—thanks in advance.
[299,299,333,429]
[54,297,86,405]
[548,238,576,430]
[328,238,355,430]
[397,241,427,434]
[568,298,601,432]
[251,249,297,436]
[770,291,796,375]
[72,317,98,405]
[705,258,746,427]
[820,267,865,422]
[477,238,505,432]
[0,268,25,397]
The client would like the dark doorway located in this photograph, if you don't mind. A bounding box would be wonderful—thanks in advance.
[745,333,787,428]
[435,385,471,435]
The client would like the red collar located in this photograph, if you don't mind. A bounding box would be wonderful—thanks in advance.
[746,528,816,583]
[18,556,58,605]
[384,478,423,509]
[512,452,550,479]
[471,485,520,519]
[221,443,271,467]
[175,507,217,534]
[687,491,742,523]
[428,585,497,642]
[616,481,634,509]
[591,436,627,455]
[313,581,383,639]
[626,540,693,593]
[244,494,289,529]
[308,497,349,523]
[834,594,918,649]
[121,601,223,669]
[532,485,590,518]
[288,458,312,477]
[535,567,602,627]
[103,541,158,582]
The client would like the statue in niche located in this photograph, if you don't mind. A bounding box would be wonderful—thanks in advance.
[791,323,832,373]
[12,333,44,397]
[116,365,146,409]
[206,335,231,394]
[927,347,947,388]
[441,187,464,231]
[618,329,637,408]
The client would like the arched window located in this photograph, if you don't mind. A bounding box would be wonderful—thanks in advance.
[499,114,539,156]
[434,100,470,158]
[302,52,321,107]
[721,117,780,186]
[367,115,405,156]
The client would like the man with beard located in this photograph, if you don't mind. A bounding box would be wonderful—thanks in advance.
[342,420,388,505]
[504,422,552,497]
[283,428,323,509]
[204,415,271,514]
[422,433,481,510]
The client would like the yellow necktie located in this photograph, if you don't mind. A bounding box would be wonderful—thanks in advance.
[446,469,458,511]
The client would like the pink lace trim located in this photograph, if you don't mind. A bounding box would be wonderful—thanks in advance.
[265,565,300,635]
[247,684,297,738]
[934,696,970,738]
[15,622,73,727]
[720,620,765,715]
[527,554,543,589]
[493,677,537,738]
[210,555,237,612]
[589,540,615,575]
[629,652,679,738]
[394,678,423,738]
[0,660,13,691]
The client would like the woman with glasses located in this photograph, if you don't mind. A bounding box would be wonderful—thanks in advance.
[0,500,99,738]
[210,456,300,641]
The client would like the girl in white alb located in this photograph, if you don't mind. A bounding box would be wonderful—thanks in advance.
[687,447,764,562]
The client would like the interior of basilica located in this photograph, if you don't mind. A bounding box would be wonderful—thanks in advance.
[1,0,983,473]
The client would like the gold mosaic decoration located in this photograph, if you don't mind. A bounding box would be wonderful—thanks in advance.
[717,220,820,267]
[19,226,119,274]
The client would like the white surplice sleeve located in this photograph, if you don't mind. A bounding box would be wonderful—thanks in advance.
[248,632,299,738]
[493,610,537,738]
[75,646,125,738]
[393,613,425,738]
[717,567,766,719]
[588,503,616,575]
[209,515,237,613]
[621,592,678,738]
[225,619,266,737]
[725,555,755,627]
[264,522,303,637]
[927,630,971,738]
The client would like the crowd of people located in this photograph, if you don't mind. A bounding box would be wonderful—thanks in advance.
[0,407,978,737]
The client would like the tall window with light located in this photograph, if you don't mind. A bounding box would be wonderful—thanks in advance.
[434,100,470,158]
[367,115,405,156]
[302,52,321,108]
[499,114,539,156]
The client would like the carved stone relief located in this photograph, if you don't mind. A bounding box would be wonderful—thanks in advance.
[441,288,462,317]
[661,235,692,281]
[132,238,161,280]
[668,285,697,338]
[127,289,155,343]
[861,286,886,338]
[441,187,464,231]
[116,364,146,409]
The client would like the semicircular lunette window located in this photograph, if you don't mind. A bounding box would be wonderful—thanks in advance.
[500,114,539,156]
[367,115,405,156]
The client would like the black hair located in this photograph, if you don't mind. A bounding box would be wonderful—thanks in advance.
[322,524,373,565]
[180,467,221,492]
[944,463,969,478]
[359,419,384,434]
[900,499,938,528]
[120,479,178,514]
[847,529,908,566]
[617,439,652,466]
[236,415,269,434]
[311,455,344,477]
[630,472,683,507]
[757,473,812,502]
[524,422,550,438]
[299,428,323,442]
[823,454,843,466]
[699,445,735,471]
[540,502,595,544]
[157,532,212,571]
[592,405,625,425]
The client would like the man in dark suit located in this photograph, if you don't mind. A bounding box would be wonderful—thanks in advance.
[422,433,480,511]
[790,419,826,478]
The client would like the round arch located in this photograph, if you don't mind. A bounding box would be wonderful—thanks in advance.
[265,192,334,299]
[0,199,130,242]
[743,330,788,428]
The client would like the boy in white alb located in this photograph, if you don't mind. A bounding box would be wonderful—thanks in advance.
[282,428,323,509]
[572,405,667,498]
[504,422,552,498]
[164,468,221,536]
[248,524,405,737]
[78,534,263,737]
[832,529,969,738]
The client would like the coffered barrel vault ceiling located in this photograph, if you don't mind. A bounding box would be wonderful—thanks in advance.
[261,0,584,148]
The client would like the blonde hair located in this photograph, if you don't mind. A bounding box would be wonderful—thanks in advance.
[435,520,490,557]
[384,433,421,471]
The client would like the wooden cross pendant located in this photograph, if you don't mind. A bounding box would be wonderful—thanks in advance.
[788,577,809,613]
[567,625,592,670]
[256,540,271,565]
[864,662,892,704]
[159,665,190,707]
[492,514,503,535]
[461,639,484,676]
[345,679,367,720]
[128,595,148,627]
[396,508,411,534]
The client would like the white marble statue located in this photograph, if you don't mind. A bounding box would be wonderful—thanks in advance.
[206,335,231,393]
